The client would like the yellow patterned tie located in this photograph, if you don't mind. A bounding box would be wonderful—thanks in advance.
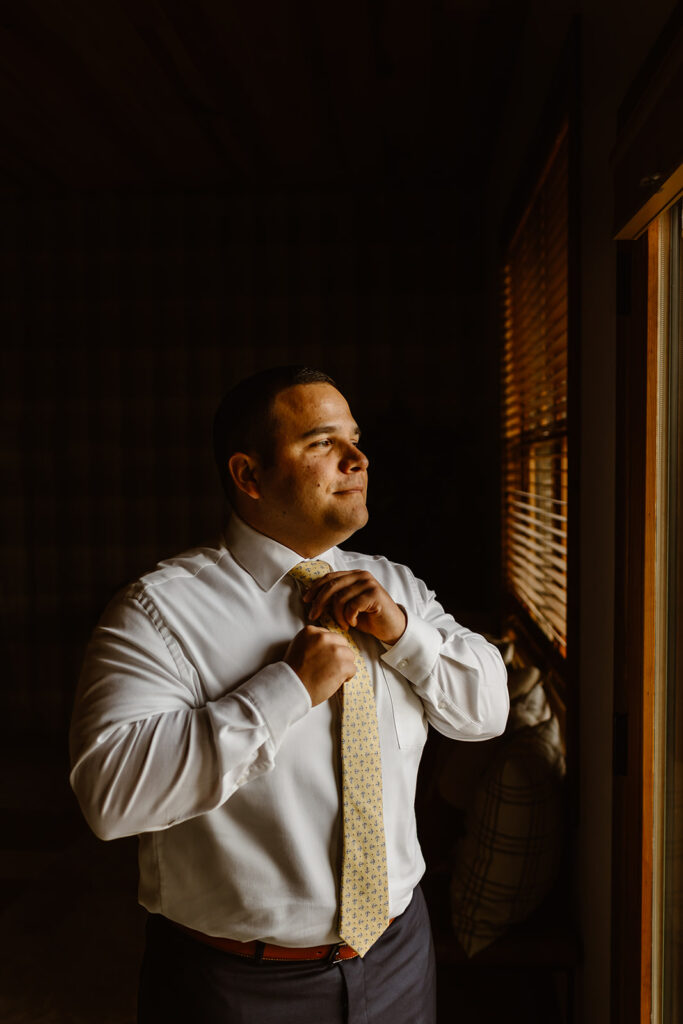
[288,560,389,957]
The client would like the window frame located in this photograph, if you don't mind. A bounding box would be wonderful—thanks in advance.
[611,6,683,1022]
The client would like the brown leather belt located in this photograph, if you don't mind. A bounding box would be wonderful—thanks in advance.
[175,920,393,964]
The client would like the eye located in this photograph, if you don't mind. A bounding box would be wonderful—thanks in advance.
[311,438,333,448]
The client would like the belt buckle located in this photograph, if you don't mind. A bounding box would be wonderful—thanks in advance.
[326,942,343,965]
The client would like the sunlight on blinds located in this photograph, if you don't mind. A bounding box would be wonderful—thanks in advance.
[502,125,569,656]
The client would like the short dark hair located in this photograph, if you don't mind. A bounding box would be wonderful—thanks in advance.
[213,365,337,498]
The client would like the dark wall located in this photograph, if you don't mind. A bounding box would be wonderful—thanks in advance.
[3,185,501,739]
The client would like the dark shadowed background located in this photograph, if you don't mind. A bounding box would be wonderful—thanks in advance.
[3,188,502,739]
[1,1,679,1021]
[2,1,520,744]
[1,6,515,1019]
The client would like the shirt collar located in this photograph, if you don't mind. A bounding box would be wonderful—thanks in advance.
[223,514,340,592]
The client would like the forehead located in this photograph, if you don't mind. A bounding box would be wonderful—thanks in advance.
[271,384,356,437]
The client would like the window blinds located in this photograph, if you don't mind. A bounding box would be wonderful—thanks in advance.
[502,125,569,656]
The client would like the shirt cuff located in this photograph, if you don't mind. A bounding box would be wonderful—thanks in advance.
[238,662,312,747]
[380,610,443,685]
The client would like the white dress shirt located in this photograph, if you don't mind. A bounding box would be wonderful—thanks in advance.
[70,515,509,945]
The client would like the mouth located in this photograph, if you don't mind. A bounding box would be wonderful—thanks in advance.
[334,487,365,495]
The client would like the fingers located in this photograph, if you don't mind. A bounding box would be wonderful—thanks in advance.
[331,587,377,631]
[305,573,379,629]
[300,570,405,643]
[300,624,352,650]
[283,625,357,705]
[298,624,355,659]
[301,624,356,657]
[302,570,367,605]
[303,571,372,611]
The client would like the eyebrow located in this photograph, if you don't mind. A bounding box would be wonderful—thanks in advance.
[300,424,362,439]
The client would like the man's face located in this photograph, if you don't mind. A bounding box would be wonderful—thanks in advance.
[253,383,369,556]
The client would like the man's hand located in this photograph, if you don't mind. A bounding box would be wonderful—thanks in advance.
[302,571,407,645]
[284,626,357,706]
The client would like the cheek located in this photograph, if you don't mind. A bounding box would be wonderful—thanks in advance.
[302,466,324,490]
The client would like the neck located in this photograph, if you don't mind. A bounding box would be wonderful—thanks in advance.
[231,510,343,558]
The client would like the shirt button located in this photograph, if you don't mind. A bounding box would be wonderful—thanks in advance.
[437,701,447,710]
[398,659,408,669]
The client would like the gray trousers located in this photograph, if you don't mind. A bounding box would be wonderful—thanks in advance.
[137,886,436,1024]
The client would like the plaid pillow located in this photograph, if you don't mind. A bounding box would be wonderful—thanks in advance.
[449,716,565,957]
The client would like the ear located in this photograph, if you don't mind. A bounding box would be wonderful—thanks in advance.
[227,452,262,500]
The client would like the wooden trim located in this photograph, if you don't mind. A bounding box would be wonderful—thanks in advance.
[610,223,660,1024]
[614,166,683,241]
[611,235,646,1024]
[640,219,660,1024]
[611,15,683,1020]
[565,52,581,823]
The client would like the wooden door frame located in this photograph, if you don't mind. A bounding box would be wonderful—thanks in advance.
[611,226,657,1024]
[611,6,683,1021]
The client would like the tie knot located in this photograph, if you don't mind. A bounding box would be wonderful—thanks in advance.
[288,560,332,587]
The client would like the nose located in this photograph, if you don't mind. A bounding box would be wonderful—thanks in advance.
[340,441,369,473]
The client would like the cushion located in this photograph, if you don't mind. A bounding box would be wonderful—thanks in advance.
[435,668,546,811]
[449,713,565,956]
[507,665,541,701]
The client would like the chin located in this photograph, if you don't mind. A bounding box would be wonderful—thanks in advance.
[324,510,367,542]
[344,508,369,533]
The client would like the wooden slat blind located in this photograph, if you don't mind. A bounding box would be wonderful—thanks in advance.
[502,124,569,657]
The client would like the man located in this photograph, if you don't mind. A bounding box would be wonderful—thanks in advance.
[70,366,509,1024]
